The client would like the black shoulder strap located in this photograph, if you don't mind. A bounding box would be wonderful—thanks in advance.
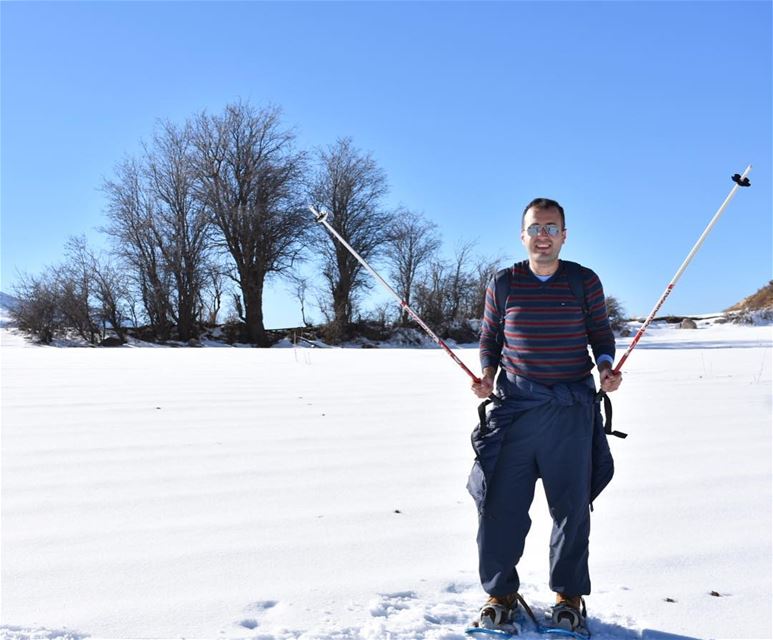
[494,265,513,320]
[493,265,514,350]
[562,260,590,321]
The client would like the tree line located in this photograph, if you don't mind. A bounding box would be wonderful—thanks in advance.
[12,101,506,346]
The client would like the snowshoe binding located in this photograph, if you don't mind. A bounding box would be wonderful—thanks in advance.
[549,595,589,637]
[467,592,523,637]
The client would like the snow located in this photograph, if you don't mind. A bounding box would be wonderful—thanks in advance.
[1,319,771,640]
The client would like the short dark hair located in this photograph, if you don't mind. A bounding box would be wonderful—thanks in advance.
[521,198,565,230]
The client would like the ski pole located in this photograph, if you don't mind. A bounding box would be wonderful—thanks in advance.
[613,166,752,373]
[308,205,482,384]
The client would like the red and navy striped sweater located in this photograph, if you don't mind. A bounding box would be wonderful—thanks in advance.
[480,260,615,385]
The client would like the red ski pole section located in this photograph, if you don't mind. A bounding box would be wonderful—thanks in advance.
[400,301,481,383]
[613,284,675,373]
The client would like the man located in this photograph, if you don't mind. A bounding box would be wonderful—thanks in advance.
[468,197,622,635]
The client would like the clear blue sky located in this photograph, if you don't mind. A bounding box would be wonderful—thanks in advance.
[2,1,771,327]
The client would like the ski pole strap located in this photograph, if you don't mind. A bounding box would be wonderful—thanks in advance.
[515,594,539,626]
[595,390,627,439]
[477,394,499,434]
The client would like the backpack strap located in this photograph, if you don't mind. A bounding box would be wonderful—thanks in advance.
[493,264,514,355]
[562,260,591,324]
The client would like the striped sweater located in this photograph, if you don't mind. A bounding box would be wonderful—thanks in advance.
[480,260,615,385]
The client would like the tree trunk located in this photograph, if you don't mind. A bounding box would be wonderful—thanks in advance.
[328,278,352,343]
[176,278,199,341]
[242,275,268,346]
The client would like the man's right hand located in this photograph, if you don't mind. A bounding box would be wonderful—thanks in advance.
[471,369,495,398]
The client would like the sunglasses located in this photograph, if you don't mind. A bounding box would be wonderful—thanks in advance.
[525,223,562,237]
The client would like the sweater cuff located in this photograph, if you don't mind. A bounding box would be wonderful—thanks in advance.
[597,354,614,368]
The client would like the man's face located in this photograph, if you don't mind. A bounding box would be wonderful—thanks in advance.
[520,206,566,265]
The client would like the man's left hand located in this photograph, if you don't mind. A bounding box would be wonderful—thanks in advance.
[599,365,623,393]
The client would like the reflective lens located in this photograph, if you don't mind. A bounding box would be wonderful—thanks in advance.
[526,223,562,237]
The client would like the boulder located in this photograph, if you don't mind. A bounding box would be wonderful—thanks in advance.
[99,336,124,347]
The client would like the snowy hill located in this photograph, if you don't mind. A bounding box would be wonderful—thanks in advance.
[0,290,19,311]
[0,320,771,640]
[0,291,28,347]
[0,291,18,325]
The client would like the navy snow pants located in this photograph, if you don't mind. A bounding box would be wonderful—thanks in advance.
[467,372,613,598]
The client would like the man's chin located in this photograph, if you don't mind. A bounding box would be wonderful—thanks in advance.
[531,253,560,263]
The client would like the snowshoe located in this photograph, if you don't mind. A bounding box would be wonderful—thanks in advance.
[549,595,589,637]
[468,592,522,636]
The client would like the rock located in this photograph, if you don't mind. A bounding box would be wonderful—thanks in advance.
[680,318,698,329]
[99,336,124,347]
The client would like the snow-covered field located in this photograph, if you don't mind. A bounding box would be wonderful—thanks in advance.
[1,319,771,640]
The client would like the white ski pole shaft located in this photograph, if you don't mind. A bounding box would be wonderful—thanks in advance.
[614,165,752,373]
[309,206,482,383]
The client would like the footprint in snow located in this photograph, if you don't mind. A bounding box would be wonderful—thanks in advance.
[238,619,259,630]
[238,600,279,630]
[444,581,476,594]
[369,591,417,617]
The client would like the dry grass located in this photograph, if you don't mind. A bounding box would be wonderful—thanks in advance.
[725,280,773,312]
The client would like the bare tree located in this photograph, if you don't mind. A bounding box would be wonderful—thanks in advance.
[102,157,174,340]
[65,236,130,342]
[58,237,101,343]
[11,269,62,344]
[368,300,397,328]
[470,255,503,320]
[444,240,476,323]
[91,258,131,342]
[191,102,308,346]
[13,238,131,345]
[309,138,394,343]
[286,273,312,327]
[412,258,450,330]
[605,295,627,331]
[411,245,501,336]
[199,262,227,326]
[102,119,213,342]
[144,120,211,340]
[384,211,441,325]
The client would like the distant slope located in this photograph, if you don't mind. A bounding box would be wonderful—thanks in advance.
[725,281,773,312]
[0,291,19,311]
